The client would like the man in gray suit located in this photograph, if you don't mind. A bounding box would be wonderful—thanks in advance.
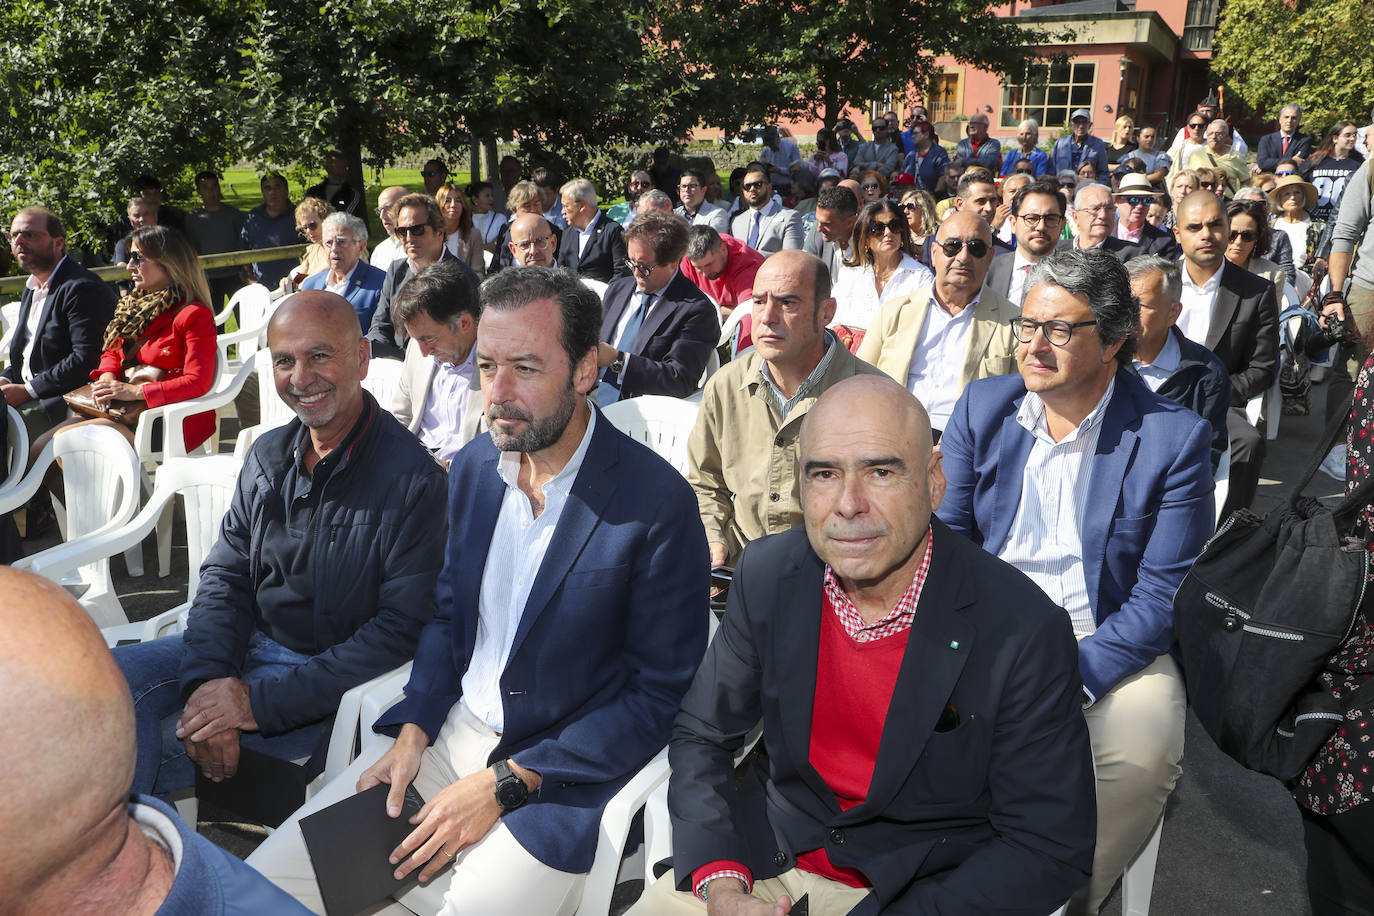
[674,169,730,233]
[730,163,804,254]
[803,186,859,281]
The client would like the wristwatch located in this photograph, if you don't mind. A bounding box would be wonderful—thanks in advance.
[609,351,626,375]
[493,758,529,812]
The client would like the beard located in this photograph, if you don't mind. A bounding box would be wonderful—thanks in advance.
[486,381,578,453]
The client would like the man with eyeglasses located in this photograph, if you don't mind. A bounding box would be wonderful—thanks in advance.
[240,173,298,290]
[506,213,559,269]
[956,113,1003,174]
[729,163,804,255]
[300,213,386,332]
[367,193,477,360]
[1172,190,1278,516]
[556,178,629,282]
[1167,95,1249,180]
[1050,109,1109,182]
[369,185,408,269]
[851,117,902,178]
[596,210,717,403]
[857,212,1018,437]
[674,168,730,234]
[420,158,448,197]
[1112,174,1179,257]
[985,179,1067,305]
[940,247,1214,916]
[1060,182,1137,261]
[681,226,765,334]
[305,149,369,233]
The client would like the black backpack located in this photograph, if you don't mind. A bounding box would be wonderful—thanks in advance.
[1174,406,1374,781]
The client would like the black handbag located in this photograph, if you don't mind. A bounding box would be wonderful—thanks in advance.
[1174,405,1374,781]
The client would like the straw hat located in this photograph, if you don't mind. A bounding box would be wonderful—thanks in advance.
[1113,174,1163,198]
[1268,174,1318,210]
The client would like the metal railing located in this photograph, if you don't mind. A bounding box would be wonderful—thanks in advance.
[0,244,309,298]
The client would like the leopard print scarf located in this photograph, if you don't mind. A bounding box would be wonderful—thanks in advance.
[102,287,180,350]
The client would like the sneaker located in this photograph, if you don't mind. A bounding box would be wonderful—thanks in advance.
[1320,444,1347,481]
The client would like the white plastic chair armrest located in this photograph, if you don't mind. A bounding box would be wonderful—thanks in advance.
[0,439,55,515]
[319,662,414,788]
[20,487,170,581]
[158,360,257,459]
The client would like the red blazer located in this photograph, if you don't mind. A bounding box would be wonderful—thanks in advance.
[93,299,217,451]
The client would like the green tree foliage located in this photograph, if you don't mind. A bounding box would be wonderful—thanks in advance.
[1214,0,1374,126]
[659,0,1064,134]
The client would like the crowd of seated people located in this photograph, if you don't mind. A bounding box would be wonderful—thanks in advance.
[7,96,1374,914]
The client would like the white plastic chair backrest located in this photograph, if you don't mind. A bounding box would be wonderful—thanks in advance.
[155,456,241,603]
[255,349,296,433]
[51,425,142,543]
[2,405,28,493]
[580,278,609,302]
[601,395,701,477]
[224,284,273,360]
[1213,445,1231,527]
[0,301,19,367]
[362,357,404,414]
[1294,268,1313,302]
[718,300,746,350]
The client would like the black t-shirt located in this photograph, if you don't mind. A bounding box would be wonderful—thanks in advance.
[1106,141,1138,164]
[1306,155,1363,224]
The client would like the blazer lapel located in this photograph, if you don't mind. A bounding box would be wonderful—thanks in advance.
[459,453,506,652]
[1080,376,1138,623]
[632,274,689,352]
[989,404,1034,554]
[773,544,837,807]
[959,301,994,386]
[600,283,631,341]
[883,293,929,381]
[508,416,618,658]
[1206,269,1242,352]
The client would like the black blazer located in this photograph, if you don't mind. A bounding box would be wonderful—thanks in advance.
[667,520,1096,914]
[1056,235,1138,262]
[1256,130,1314,172]
[599,272,717,400]
[488,220,564,275]
[365,250,476,360]
[1205,262,1280,405]
[556,211,630,283]
[1134,221,1181,259]
[3,257,117,421]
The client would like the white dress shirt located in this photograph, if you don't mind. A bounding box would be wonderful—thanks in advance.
[459,407,598,732]
[1008,249,1038,307]
[323,261,358,297]
[1133,329,1181,393]
[904,294,978,430]
[574,210,602,258]
[1178,258,1224,346]
[370,235,404,269]
[20,255,66,391]
[829,254,934,330]
[998,378,1116,639]
[416,348,476,464]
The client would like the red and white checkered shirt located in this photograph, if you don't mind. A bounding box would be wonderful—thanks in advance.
[822,531,934,642]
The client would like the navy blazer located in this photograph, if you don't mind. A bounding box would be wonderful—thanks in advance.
[668,521,1096,914]
[3,257,117,422]
[556,211,630,283]
[937,369,1215,701]
[1256,130,1314,172]
[375,413,710,873]
[301,260,387,332]
[600,272,718,400]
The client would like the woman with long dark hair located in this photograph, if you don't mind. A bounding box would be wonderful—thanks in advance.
[829,199,933,352]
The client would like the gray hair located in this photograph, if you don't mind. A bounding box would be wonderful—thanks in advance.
[1024,247,1138,365]
[559,178,598,208]
[1281,103,1303,117]
[1073,181,1112,209]
[322,211,368,242]
[1124,255,1182,308]
[479,266,602,372]
[394,260,480,330]
[1207,119,1232,141]
[637,189,673,212]
[1019,119,1040,136]
[1233,186,1267,203]
[686,225,724,261]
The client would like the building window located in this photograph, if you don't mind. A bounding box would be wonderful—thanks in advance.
[930,72,962,123]
[1000,61,1096,130]
[1183,0,1218,51]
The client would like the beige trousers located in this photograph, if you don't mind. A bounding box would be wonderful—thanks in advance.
[1068,653,1186,915]
[246,703,585,916]
[626,867,871,915]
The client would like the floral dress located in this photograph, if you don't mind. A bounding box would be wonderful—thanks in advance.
[1295,354,1374,814]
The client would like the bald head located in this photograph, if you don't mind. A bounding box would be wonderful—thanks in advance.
[507,213,557,267]
[802,375,934,467]
[267,290,370,440]
[838,178,863,201]
[0,569,136,906]
[378,185,408,235]
[268,288,363,344]
[1177,189,1225,222]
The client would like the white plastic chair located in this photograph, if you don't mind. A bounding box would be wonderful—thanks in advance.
[215,283,274,380]
[1046,813,1164,915]
[580,277,609,301]
[235,350,297,459]
[601,396,701,477]
[0,301,20,370]
[21,455,243,645]
[362,356,404,415]
[1,405,29,494]
[2,425,143,628]
[1246,375,1283,442]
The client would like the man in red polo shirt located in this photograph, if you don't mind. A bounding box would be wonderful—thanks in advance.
[630,374,1096,915]
[682,226,764,352]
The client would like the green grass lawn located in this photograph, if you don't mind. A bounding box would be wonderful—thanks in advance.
[218,167,474,222]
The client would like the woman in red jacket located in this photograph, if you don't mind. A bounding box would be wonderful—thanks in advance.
[34,226,217,485]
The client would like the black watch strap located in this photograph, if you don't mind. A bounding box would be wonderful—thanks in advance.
[493,758,529,811]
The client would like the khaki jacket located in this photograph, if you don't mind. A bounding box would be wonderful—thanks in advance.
[687,343,883,563]
[856,283,1019,391]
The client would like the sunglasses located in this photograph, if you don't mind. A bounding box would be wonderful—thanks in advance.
[936,238,991,258]
[1229,229,1257,243]
[868,219,904,236]
[127,251,154,267]
[1274,170,1296,177]
[395,224,430,238]
[1119,196,1155,207]
[297,221,319,232]
[742,180,767,191]
[1199,181,1216,189]
[1188,122,1206,130]
[860,182,882,192]
[900,202,920,212]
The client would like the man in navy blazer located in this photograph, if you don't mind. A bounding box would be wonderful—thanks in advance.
[938,248,1214,915]
[1256,104,1314,173]
[556,178,630,283]
[248,267,709,913]
[633,376,1095,915]
[3,206,117,434]
[299,212,386,331]
[596,210,718,403]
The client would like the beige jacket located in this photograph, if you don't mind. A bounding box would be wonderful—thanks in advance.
[391,338,485,446]
[856,283,1020,391]
[687,342,883,564]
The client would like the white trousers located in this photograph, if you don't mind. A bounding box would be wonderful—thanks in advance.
[247,703,586,916]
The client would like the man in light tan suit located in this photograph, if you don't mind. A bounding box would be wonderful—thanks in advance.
[857,212,1018,436]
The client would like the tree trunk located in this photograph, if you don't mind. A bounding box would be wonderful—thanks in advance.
[341,133,371,235]
[470,135,482,182]
[483,138,499,188]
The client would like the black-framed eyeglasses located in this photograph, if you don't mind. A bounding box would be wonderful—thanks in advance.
[1119,196,1155,207]
[1016,212,1063,227]
[868,219,904,236]
[1010,317,1098,346]
[742,180,767,192]
[622,258,658,276]
[678,182,702,192]
[937,237,991,258]
[395,224,430,238]
[127,251,154,267]
[1229,229,1257,243]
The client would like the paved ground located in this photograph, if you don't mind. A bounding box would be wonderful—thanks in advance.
[29,380,1349,914]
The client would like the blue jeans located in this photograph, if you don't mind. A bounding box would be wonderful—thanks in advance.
[114,630,329,796]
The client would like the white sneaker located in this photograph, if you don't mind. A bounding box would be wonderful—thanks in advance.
[1320,444,1347,481]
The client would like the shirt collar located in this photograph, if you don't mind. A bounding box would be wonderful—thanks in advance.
[1135,327,1181,372]
[822,529,934,641]
[292,393,376,478]
[1181,256,1224,293]
[757,330,837,417]
[495,401,598,495]
[1016,376,1116,445]
[26,255,67,292]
